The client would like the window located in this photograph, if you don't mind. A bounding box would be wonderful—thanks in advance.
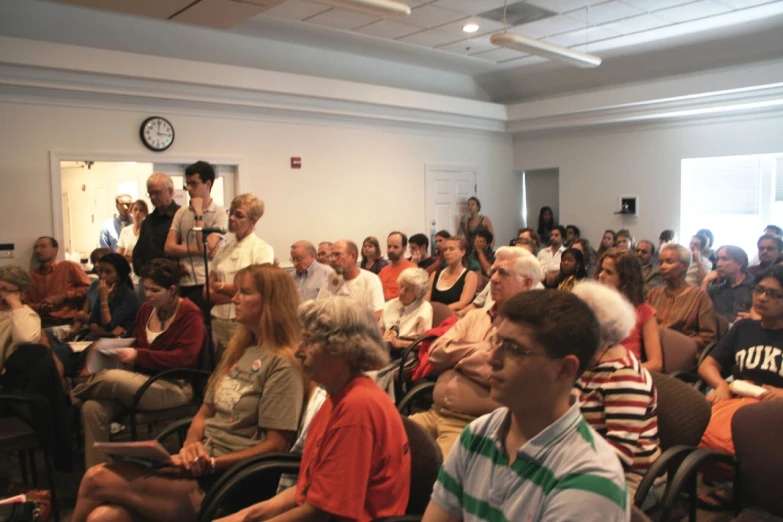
[681,154,783,259]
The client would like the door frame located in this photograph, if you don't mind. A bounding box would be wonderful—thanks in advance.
[424,163,479,235]
[49,151,245,258]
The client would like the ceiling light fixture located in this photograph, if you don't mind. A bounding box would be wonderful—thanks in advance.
[312,0,411,18]
[489,32,602,68]
[463,23,479,33]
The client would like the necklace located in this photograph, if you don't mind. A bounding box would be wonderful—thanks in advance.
[156,300,178,328]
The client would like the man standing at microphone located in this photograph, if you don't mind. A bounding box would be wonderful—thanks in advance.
[165,161,227,314]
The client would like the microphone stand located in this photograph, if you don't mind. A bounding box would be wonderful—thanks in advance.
[201,232,215,371]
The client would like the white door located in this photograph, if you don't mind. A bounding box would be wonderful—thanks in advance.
[425,165,477,244]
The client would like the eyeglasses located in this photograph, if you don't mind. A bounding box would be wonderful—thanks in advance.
[753,285,783,300]
[489,334,543,358]
[226,210,248,219]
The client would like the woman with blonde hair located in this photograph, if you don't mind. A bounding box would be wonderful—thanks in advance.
[71,264,305,522]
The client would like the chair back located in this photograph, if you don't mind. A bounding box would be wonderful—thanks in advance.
[631,505,653,522]
[401,416,443,515]
[658,328,698,373]
[430,302,455,328]
[732,402,783,517]
[650,371,711,450]
[716,314,730,341]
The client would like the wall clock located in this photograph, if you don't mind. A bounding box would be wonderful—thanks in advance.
[140,116,175,152]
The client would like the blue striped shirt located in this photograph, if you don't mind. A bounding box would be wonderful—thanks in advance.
[431,401,629,522]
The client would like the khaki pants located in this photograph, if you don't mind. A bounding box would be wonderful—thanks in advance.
[211,316,238,364]
[72,369,193,469]
[409,406,476,459]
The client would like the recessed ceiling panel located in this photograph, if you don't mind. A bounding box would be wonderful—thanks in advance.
[565,1,645,25]
[509,14,586,38]
[173,0,269,28]
[261,0,331,20]
[305,7,379,30]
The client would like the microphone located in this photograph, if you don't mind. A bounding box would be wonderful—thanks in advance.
[193,226,227,234]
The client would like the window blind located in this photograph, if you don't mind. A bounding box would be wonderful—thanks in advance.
[688,158,761,215]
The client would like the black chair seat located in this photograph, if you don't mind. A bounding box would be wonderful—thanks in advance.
[0,416,39,450]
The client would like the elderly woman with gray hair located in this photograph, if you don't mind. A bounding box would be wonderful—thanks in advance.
[218,297,411,522]
[573,280,663,506]
[380,267,433,350]
[0,265,41,369]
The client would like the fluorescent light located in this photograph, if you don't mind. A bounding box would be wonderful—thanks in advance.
[463,23,479,33]
[312,0,411,17]
[490,31,601,68]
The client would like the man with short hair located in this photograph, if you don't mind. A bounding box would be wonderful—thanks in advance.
[659,229,676,248]
[706,245,753,323]
[635,240,663,295]
[472,229,495,276]
[164,160,228,312]
[749,234,783,277]
[565,224,581,246]
[290,240,333,301]
[538,225,566,286]
[132,173,180,282]
[409,233,436,270]
[23,236,91,327]
[616,229,634,252]
[99,194,133,251]
[317,240,384,319]
[765,225,782,237]
[423,290,628,522]
[316,242,332,265]
[409,247,542,458]
[378,232,415,301]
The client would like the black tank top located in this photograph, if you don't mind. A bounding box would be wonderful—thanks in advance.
[431,268,468,305]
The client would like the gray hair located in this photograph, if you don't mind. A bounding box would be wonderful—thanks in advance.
[661,243,692,269]
[495,246,542,286]
[0,266,32,291]
[397,267,430,300]
[147,172,174,191]
[298,297,389,372]
[572,280,635,347]
[291,240,316,256]
[231,193,265,221]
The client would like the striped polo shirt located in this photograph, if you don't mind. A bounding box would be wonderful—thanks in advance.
[574,349,661,479]
[432,402,629,522]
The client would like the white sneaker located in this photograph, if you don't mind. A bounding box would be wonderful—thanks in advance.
[110,422,126,435]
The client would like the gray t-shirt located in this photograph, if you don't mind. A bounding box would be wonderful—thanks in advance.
[204,345,304,456]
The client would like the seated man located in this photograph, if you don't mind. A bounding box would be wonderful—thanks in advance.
[317,240,384,320]
[423,289,627,522]
[635,240,663,295]
[316,241,332,265]
[410,247,541,457]
[705,245,753,323]
[472,229,495,277]
[290,240,333,302]
[23,236,91,327]
[409,233,437,270]
[378,232,415,301]
[749,234,783,277]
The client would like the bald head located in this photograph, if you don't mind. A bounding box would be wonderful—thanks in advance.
[330,240,359,276]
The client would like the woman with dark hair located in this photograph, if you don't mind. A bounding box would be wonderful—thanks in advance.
[596,229,616,260]
[72,258,205,469]
[117,199,149,279]
[703,245,753,323]
[426,236,477,312]
[88,253,139,339]
[572,238,596,277]
[697,228,717,267]
[536,206,555,246]
[597,248,664,373]
[547,248,587,292]
[72,264,304,520]
[360,236,388,275]
[460,196,495,252]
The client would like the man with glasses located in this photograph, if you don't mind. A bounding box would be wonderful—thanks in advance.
[290,240,333,301]
[132,173,180,299]
[317,240,384,320]
[423,290,628,522]
[749,234,783,278]
[164,161,227,313]
[635,240,663,296]
[409,246,542,458]
[99,194,133,251]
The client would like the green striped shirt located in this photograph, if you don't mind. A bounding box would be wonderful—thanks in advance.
[431,401,629,522]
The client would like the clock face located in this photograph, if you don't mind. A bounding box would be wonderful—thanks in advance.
[140,117,175,152]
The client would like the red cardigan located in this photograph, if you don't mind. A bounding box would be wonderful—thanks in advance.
[132,298,204,372]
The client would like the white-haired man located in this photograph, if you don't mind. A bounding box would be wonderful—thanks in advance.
[291,240,333,301]
[409,246,542,457]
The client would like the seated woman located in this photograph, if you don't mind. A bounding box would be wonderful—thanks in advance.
[597,248,663,373]
[71,263,305,522]
[379,267,433,350]
[88,253,140,339]
[218,296,410,522]
[426,236,477,313]
[71,259,204,469]
[360,236,388,275]
[572,281,663,506]
[646,243,717,352]
[545,247,587,291]
[0,266,41,369]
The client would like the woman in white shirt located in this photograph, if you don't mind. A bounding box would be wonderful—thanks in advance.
[0,266,41,369]
[117,199,149,285]
[206,194,274,359]
[380,267,433,350]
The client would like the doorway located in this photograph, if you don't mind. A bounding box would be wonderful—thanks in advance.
[523,168,560,228]
[425,165,478,247]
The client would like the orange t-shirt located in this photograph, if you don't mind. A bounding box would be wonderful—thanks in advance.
[295,376,411,522]
[379,260,415,300]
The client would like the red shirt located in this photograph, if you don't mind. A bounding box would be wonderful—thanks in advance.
[296,376,410,521]
[24,261,91,320]
[132,299,203,372]
[621,303,657,361]
[379,260,415,300]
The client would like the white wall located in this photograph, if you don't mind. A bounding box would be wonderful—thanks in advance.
[0,101,514,267]
[513,112,783,249]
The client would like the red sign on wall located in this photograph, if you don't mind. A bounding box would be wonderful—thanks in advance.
[291,157,302,169]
